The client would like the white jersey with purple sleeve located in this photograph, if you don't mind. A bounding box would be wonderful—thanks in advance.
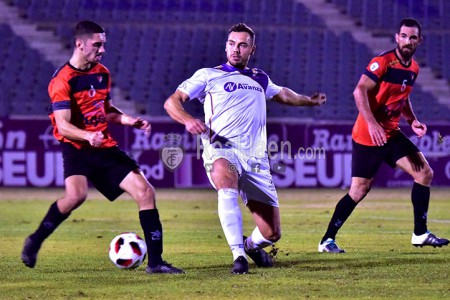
[177,63,282,157]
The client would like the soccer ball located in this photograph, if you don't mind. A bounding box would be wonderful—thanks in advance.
[108,232,147,269]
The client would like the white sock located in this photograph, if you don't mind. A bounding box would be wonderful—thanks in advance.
[245,226,272,251]
[218,188,246,260]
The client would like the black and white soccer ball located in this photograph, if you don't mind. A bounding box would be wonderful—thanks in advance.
[109,232,147,269]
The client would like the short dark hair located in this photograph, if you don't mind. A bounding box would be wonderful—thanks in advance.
[228,23,255,44]
[398,18,422,37]
[74,20,105,40]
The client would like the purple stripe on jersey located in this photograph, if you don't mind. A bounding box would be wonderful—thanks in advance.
[52,100,71,111]
[67,73,109,94]
[364,69,379,83]
[220,64,269,92]
[382,68,417,86]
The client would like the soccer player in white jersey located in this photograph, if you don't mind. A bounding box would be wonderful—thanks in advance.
[165,23,326,274]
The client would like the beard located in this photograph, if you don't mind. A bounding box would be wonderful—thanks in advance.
[228,59,246,69]
[397,45,415,62]
[229,61,245,69]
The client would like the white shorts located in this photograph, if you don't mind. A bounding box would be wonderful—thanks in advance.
[202,146,279,207]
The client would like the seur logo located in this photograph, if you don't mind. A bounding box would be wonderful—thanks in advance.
[224,82,237,92]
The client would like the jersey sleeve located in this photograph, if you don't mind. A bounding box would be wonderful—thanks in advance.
[177,68,208,100]
[48,76,71,110]
[266,78,283,100]
[363,56,388,83]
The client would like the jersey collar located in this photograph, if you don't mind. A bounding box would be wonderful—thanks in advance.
[220,63,269,91]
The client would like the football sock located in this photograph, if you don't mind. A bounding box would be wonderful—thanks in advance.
[218,188,246,261]
[245,226,272,251]
[139,209,164,267]
[30,201,70,245]
[321,193,357,244]
[411,182,430,235]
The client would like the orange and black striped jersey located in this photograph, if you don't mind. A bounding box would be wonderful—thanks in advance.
[48,62,117,149]
[352,49,419,146]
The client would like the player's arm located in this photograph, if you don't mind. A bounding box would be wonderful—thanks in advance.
[164,90,207,135]
[271,87,326,106]
[50,77,105,147]
[353,74,387,146]
[53,109,104,147]
[402,97,426,137]
[105,100,151,135]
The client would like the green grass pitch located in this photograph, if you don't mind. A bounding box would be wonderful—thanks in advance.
[0,188,449,299]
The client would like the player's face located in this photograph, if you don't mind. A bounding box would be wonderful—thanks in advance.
[78,33,106,64]
[225,31,255,69]
[395,25,421,62]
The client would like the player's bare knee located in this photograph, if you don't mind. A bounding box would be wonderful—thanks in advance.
[135,185,156,204]
[424,166,434,181]
[415,165,433,185]
[68,192,87,203]
[350,186,370,202]
[212,174,238,190]
[211,160,239,189]
[352,192,367,202]
[60,192,87,211]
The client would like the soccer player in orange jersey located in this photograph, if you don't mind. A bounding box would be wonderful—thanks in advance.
[20,21,183,274]
[318,18,448,253]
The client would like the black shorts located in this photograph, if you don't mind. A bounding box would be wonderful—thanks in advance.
[352,131,420,179]
[61,143,139,201]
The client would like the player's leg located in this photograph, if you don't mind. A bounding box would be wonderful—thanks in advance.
[396,152,448,247]
[247,201,281,244]
[21,175,88,268]
[396,151,432,235]
[319,140,381,253]
[318,177,372,253]
[119,169,184,274]
[209,157,247,274]
[244,200,280,267]
[237,156,279,267]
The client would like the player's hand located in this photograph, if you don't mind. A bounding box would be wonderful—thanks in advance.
[132,117,151,136]
[311,93,327,106]
[185,118,207,135]
[368,122,387,146]
[411,120,427,137]
[86,131,104,147]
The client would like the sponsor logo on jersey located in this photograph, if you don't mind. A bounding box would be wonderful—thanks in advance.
[388,60,399,67]
[88,84,96,97]
[223,82,262,93]
[83,113,107,127]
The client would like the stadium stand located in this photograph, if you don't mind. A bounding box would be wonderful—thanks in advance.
[0,22,54,115]
[0,0,449,120]
[328,0,450,119]
[331,0,450,31]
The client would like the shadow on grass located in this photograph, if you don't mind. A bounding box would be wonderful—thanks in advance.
[270,252,448,272]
